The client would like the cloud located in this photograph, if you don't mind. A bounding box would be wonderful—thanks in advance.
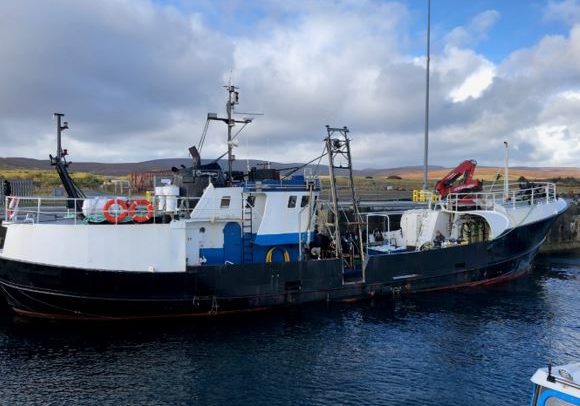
[445,10,500,48]
[0,0,232,161]
[545,0,580,25]
[0,0,578,171]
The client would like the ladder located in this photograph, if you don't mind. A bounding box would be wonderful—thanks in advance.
[242,194,254,264]
[325,126,366,281]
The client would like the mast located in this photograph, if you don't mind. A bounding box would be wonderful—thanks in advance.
[422,0,431,191]
[206,83,252,186]
[225,81,238,185]
[54,113,67,163]
[49,113,86,205]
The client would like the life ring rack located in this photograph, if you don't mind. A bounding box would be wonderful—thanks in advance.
[129,199,154,223]
[103,198,129,224]
[265,247,290,263]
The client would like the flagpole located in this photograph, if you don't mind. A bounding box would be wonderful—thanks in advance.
[422,0,431,191]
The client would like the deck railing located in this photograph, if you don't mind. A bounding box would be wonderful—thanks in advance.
[3,196,198,225]
[444,182,557,212]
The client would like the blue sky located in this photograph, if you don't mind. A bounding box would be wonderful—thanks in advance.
[0,0,579,168]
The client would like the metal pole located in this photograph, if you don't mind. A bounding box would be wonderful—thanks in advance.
[344,132,365,265]
[422,0,431,191]
[298,209,303,261]
[227,87,233,186]
[325,133,342,258]
[54,113,64,161]
[504,141,509,200]
[365,215,369,258]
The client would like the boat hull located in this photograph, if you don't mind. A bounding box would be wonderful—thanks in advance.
[0,213,560,320]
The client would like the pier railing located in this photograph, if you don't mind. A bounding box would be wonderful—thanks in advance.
[3,196,198,225]
[445,182,557,212]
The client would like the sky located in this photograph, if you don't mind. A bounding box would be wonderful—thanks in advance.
[0,0,579,169]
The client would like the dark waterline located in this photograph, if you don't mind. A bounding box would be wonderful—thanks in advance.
[0,254,578,405]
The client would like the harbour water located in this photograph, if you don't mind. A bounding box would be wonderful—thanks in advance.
[0,253,578,405]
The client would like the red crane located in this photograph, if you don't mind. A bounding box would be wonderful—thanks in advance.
[435,159,483,198]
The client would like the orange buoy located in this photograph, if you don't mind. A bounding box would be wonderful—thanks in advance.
[103,198,129,224]
[129,199,154,223]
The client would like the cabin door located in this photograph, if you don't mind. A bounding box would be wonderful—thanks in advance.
[186,227,200,266]
[223,222,242,264]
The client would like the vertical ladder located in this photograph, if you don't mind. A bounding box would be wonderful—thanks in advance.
[242,194,254,264]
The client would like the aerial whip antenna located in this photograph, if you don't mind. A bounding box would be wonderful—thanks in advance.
[422,0,431,191]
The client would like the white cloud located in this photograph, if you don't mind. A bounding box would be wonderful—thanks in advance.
[545,0,580,25]
[0,0,578,171]
[449,63,496,102]
[445,10,500,48]
[0,0,232,159]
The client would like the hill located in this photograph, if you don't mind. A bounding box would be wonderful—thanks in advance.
[0,157,579,180]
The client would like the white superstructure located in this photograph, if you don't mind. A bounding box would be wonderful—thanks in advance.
[1,175,320,271]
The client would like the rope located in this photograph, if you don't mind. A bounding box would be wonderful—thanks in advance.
[198,119,210,155]
[282,145,328,179]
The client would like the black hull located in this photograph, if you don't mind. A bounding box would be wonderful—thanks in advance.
[0,213,560,320]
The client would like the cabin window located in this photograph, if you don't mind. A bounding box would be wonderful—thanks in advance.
[246,195,256,208]
[220,196,231,209]
[288,195,297,208]
[300,196,309,208]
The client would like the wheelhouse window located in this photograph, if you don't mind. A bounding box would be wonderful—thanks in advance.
[288,195,297,208]
[300,195,309,208]
[220,196,231,209]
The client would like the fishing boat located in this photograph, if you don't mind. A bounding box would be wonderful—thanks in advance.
[530,362,580,405]
[0,85,568,320]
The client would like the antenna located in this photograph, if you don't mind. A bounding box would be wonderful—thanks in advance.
[504,141,509,200]
[204,83,255,185]
[422,0,431,191]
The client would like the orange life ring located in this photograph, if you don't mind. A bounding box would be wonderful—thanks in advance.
[103,198,128,223]
[129,199,154,223]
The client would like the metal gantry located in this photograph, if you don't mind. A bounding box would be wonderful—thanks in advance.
[324,126,365,273]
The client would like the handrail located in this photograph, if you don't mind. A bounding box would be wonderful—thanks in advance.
[444,182,557,212]
[243,181,321,191]
[3,195,199,225]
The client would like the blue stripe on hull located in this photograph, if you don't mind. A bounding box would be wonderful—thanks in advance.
[254,232,312,246]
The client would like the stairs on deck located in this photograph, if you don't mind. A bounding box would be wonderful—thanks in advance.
[242,195,254,264]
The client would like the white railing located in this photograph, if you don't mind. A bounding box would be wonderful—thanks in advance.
[245,180,321,192]
[445,182,557,212]
[3,195,199,225]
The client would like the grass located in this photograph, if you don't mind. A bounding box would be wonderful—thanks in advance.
[321,174,579,198]
[1,168,577,197]
[0,169,116,195]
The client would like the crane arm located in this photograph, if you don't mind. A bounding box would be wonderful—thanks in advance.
[435,160,482,197]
